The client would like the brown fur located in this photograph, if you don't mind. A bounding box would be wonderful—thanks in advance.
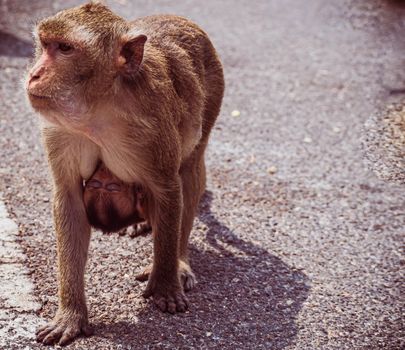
[83,163,146,233]
[26,1,224,346]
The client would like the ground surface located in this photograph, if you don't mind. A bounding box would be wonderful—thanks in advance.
[0,0,404,349]
[363,103,405,184]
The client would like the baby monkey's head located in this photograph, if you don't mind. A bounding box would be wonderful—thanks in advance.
[83,163,145,233]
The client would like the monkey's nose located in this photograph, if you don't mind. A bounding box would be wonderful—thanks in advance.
[28,66,45,85]
[29,74,40,85]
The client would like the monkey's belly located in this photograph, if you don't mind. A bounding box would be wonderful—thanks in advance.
[101,151,143,184]
[78,138,100,180]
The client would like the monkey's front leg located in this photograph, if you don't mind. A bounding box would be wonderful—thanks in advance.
[36,184,93,346]
[143,177,188,313]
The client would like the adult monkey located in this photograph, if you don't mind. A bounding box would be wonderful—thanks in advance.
[26,2,224,345]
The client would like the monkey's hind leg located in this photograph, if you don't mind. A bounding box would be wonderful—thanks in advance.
[178,149,207,291]
[136,151,205,292]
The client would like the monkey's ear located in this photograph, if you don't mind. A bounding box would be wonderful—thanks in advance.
[119,34,147,76]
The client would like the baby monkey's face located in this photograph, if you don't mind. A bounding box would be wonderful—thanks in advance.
[83,164,145,233]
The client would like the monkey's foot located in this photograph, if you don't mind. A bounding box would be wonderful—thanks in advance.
[136,260,197,291]
[128,221,152,238]
[135,265,151,282]
[36,312,93,346]
[179,260,197,291]
[143,278,189,313]
[117,222,151,237]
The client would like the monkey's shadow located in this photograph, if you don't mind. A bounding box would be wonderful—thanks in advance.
[93,191,310,349]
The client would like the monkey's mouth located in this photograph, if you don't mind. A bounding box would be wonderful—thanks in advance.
[28,92,51,100]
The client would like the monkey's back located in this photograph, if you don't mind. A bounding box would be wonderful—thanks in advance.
[131,15,214,64]
[132,15,224,142]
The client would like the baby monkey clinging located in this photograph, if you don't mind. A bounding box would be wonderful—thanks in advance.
[27,1,224,346]
[83,162,149,234]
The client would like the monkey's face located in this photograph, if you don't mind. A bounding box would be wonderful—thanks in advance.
[26,2,146,128]
[27,38,94,121]
[83,165,144,233]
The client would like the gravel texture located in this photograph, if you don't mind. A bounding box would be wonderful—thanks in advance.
[363,103,405,184]
[0,197,43,347]
[0,0,404,349]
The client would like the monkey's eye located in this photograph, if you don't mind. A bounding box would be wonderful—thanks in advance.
[106,183,121,192]
[86,179,102,189]
[58,43,74,53]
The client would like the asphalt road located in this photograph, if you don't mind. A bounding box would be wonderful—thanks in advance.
[0,0,404,349]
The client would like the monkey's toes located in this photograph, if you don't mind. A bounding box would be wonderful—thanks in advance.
[181,270,197,291]
[179,261,197,292]
[152,291,189,313]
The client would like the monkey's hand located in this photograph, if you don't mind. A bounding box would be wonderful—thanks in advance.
[36,308,93,346]
[143,274,189,313]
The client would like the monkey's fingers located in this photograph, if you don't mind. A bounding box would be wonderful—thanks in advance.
[38,324,64,345]
[36,323,58,342]
[59,324,93,346]
[156,295,175,313]
[174,293,189,313]
[36,317,92,345]
[156,292,189,313]
[58,326,80,346]
[36,323,52,336]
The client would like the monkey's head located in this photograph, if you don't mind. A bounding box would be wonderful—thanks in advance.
[83,164,145,233]
[26,2,147,125]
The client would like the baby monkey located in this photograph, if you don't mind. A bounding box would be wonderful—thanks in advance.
[83,163,151,236]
